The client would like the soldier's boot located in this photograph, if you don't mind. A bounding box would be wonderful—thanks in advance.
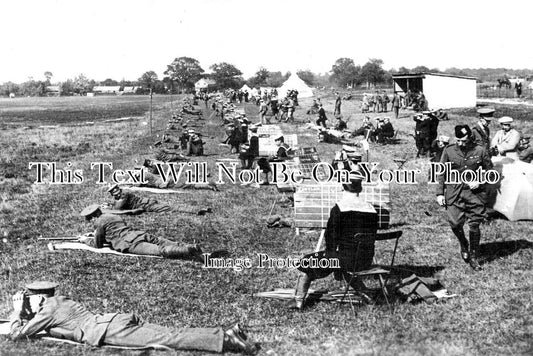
[162,244,203,262]
[452,227,470,263]
[469,231,483,272]
[294,275,312,311]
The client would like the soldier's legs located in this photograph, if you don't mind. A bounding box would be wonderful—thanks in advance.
[446,201,470,262]
[104,317,224,352]
[464,191,487,271]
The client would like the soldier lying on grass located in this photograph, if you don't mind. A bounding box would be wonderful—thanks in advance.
[8,282,258,354]
[105,184,212,215]
[79,205,226,260]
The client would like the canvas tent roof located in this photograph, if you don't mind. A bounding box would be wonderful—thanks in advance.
[277,74,314,98]
[240,84,252,92]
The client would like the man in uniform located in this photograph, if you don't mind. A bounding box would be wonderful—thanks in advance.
[79,205,223,260]
[413,113,432,158]
[491,116,521,159]
[257,135,290,185]
[436,125,493,271]
[333,116,347,131]
[375,117,394,144]
[316,103,328,128]
[9,282,257,354]
[105,184,211,215]
[334,92,342,117]
[391,92,401,119]
[258,99,268,124]
[293,169,378,310]
[471,108,494,151]
[239,125,259,169]
[186,130,205,156]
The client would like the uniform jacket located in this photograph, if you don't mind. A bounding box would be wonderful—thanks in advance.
[113,190,195,214]
[93,214,147,251]
[435,143,493,205]
[10,296,118,346]
[471,122,491,150]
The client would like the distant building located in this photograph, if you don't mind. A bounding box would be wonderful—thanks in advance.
[45,86,60,96]
[194,78,215,92]
[392,72,477,109]
[92,86,121,95]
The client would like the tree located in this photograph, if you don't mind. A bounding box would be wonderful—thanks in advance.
[265,71,289,88]
[398,66,410,73]
[0,82,20,97]
[44,71,53,85]
[209,62,243,90]
[360,58,387,87]
[330,58,361,88]
[138,71,158,89]
[164,57,204,93]
[247,67,270,87]
[296,69,315,86]
[101,78,119,86]
[72,74,93,95]
[411,65,430,73]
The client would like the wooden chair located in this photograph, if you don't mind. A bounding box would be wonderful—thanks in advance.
[339,230,403,312]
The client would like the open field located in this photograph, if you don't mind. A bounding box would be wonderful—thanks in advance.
[0,93,532,356]
[0,95,174,127]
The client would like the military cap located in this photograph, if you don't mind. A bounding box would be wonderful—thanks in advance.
[80,204,101,217]
[188,129,196,133]
[438,135,450,143]
[25,281,58,296]
[107,183,120,193]
[498,116,513,124]
[454,125,472,138]
[521,135,531,142]
[422,110,432,114]
[274,135,284,142]
[477,107,495,118]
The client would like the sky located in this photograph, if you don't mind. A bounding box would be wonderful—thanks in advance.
[0,0,530,83]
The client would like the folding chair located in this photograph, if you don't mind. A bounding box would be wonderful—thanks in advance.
[339,230,403,312]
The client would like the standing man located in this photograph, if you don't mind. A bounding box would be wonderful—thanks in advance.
[258,99,268,124]
[382,90,390,112]
[491,116,521,160]
[471,108,494,151]
[391,92,401,119]
[334,92,342,117]
[316,103,328,128]
[436,125,493,271]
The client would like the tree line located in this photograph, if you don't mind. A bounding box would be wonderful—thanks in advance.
[2,57,532,97]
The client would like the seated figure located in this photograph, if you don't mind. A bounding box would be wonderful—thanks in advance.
[294,169,378,310]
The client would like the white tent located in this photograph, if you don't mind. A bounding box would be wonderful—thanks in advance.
[277,74,314,98]
[240,84,252,92]
[527,81,533,90]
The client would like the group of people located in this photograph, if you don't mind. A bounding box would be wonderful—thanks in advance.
[361,90,390,113]
[434,107,531,272]
[350,116,395,144]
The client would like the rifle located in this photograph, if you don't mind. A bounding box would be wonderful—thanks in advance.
[37,236,81,241]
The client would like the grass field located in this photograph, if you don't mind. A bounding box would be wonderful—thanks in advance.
[0,93,532,356]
